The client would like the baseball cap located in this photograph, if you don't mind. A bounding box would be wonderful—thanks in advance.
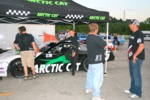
[128,19,140,26]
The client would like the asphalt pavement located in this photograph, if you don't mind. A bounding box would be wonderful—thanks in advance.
[0,40,150,100]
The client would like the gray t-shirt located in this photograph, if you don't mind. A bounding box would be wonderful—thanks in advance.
[86,34,107,64]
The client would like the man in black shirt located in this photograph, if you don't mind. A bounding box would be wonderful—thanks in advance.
[85,23,110,100]
[124,19,145,99]
[14,26,38,80]
[58,30,79,76]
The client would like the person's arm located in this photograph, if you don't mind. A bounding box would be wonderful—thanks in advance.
[133,31,145,63]
[97,36,107,49]
[32,42,38,54]
[133,43,144,63]
[14,43,20,50]
[14,36,20,50]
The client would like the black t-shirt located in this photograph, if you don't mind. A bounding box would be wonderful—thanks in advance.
[86,34,107,64]
[113,36,118,41]
[14,33,34,51]
[128,30,145,60]
[60,36,79,52]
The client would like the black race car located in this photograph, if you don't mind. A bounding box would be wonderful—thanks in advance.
[3,42,114,78]
[34,42,115,74]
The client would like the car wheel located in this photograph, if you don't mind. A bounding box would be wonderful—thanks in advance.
[9,59,30,78]
[82,57,88,72]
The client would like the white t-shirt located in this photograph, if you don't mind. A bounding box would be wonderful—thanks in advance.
[58,34,66,40]
[65,32,70,38]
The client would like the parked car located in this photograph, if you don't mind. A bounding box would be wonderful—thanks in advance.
[0,41,115,78]
[77,33,87,44]
[99,34,126,46]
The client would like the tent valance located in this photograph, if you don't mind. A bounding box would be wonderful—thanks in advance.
[0,0,109,24]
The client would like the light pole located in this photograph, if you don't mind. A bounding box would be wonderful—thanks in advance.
[122,9,133,21]
[123,11,125,21]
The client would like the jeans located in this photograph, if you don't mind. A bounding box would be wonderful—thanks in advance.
[86,63,104,97]
[129,59,143,97]
[71,51,78,75]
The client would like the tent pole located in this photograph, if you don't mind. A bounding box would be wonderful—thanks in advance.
[104,22,109,76]
[73,21,75,30]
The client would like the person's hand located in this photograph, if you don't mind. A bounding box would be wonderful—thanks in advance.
[72,52,76,57]
[104,45,112,49]
[16,47,20,51]
[107,45,112,48]
[54,41,59,44]
[133,55,137,63]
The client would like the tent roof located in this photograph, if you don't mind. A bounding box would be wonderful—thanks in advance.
[0,0,109,24]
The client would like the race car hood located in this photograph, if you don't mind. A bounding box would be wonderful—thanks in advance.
[0,50,20,59]
[0,50,42,59]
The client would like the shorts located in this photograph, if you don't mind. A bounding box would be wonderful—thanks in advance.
[20,51,34,67]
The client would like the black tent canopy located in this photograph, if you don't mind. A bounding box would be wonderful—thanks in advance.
[0,0,109,24]
[0,0,110,74]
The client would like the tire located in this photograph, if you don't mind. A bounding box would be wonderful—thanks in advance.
[9,59,30,78]
[82,57,88,72]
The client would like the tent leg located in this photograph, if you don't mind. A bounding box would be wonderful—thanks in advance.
[104,22,109,76]
[73,21,75,30]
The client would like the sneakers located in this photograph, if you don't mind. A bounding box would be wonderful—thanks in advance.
[32,74,38,79]
[24,76,32,80]
[124,90,131,94]
[124,90,141,99]
[24,74,38,80]
[130,94,140,99]
[92,97,105,100]
[85,89,92,94]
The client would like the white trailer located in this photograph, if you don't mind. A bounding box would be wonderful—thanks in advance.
[142,31,150,41]
[0,24,55,50]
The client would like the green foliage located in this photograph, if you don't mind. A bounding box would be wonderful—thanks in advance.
[56,17,150,35]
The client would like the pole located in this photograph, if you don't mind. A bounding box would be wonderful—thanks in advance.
[123,11,125,21]
[73,21,75,30]
[104,22,109,76]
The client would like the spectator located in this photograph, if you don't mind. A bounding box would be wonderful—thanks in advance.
[65,29,70,39]
[58,31,66,41]
[85,23,110,100]
[124,19,145,99]
[113,33,119,52]
[56,30,79,76]
[14,26,38,80]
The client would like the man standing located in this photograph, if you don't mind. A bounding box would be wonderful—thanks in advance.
[14,26,38,80]
[58,30,79,76]
[124,19,145,98]
[86,23,109,100]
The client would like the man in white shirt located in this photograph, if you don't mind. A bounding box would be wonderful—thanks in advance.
[65,30,70,39]
[58,31,65,41]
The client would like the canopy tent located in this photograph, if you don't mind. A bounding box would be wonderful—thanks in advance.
[0,0,110,74]
[0,0,109,24]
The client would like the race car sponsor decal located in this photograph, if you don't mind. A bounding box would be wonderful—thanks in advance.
[39,55,70,65]
[35,55,81,73]
[35,63,81,73]
[137,38,142,43]
[130,36,134,40]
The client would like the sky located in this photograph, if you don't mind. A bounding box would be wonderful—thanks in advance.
[73,0,150,22]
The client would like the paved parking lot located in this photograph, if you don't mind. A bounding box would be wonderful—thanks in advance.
[0,40,150,100]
